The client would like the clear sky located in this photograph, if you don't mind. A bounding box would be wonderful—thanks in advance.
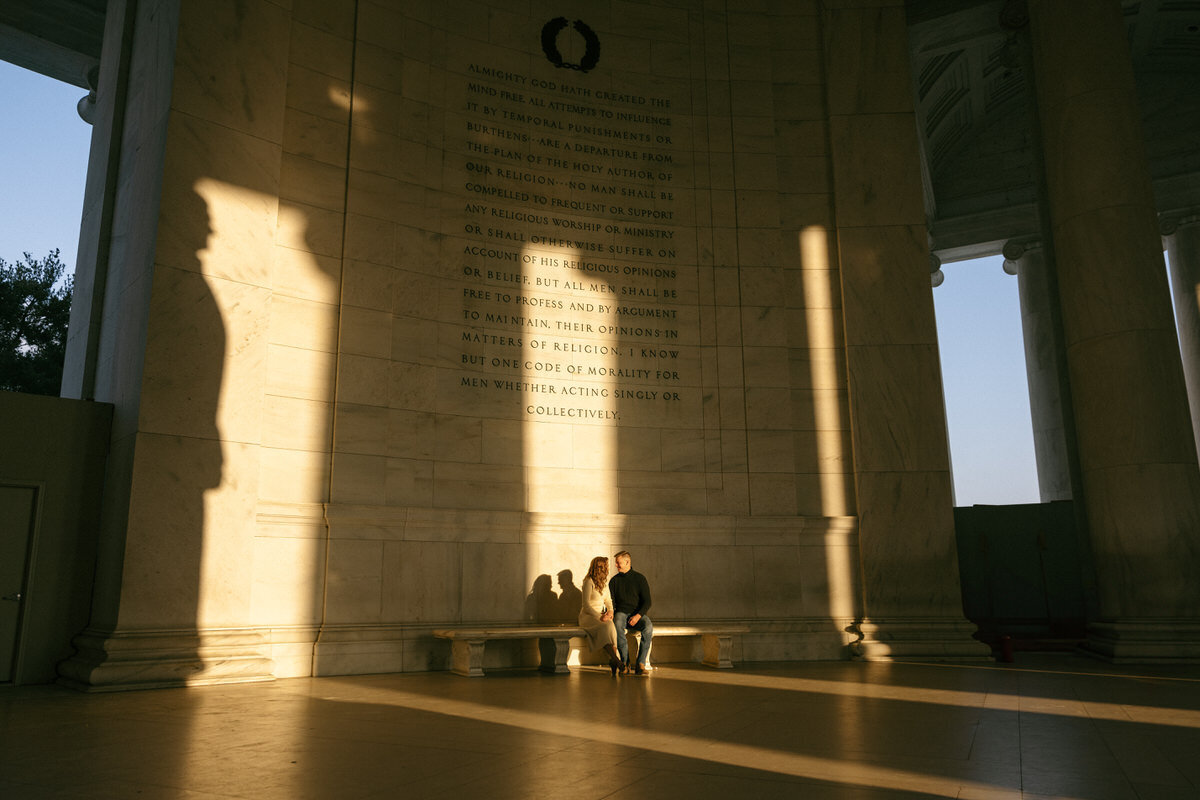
[0,61,92,274]
[933,258,1040,506]
[0,59,1042,507]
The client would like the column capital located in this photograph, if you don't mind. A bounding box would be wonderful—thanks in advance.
[76,64,98,125]
[1160,211,1200,237]
[1001,238,1042,261]
[1002,238,1042,273]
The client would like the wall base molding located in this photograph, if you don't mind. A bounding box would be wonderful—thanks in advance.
[1082,619,1200,663]
[851,617,991,661]
[57,627,276,692]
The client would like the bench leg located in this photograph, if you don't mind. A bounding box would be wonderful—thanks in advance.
[701,634,735,668]
[449,639,486,677]
[538,637,573,674]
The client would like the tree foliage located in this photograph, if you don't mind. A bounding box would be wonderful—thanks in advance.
[0,250,74,395]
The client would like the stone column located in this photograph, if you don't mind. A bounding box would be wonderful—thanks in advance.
[1002,240,1071,501]
[1027,0,1200,659]
[823,2,988,660]
[1162,214,1200,461]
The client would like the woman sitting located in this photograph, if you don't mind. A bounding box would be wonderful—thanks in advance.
[578,555,623,675]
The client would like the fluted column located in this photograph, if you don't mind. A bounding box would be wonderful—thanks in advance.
[1003,240,1071,501]
[1163,214,1200,462]
[1027,0,1200,659]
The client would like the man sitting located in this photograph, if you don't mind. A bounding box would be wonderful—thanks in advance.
[609,550,653,675]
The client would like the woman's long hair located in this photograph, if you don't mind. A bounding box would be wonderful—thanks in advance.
[585,556,609,592]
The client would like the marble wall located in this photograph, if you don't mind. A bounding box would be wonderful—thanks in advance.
[58,0,980,687]
[300,0,865,673]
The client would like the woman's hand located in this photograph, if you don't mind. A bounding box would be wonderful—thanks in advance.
[601,610,613,622]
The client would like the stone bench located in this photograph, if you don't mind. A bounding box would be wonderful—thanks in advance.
[433,623,750,677]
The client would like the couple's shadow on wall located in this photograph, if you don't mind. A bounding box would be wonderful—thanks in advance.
[524,570,582,623]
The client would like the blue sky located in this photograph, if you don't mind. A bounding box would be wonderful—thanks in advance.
[932,258,1040,505]
[0,62,92,274]
[0,59,1042,507]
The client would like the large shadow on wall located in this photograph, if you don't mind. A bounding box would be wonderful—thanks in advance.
[136,181,225,644]
[82,0,351,682]
[60,174,229,688]
[160,0,407,675]
[55,0,253,686]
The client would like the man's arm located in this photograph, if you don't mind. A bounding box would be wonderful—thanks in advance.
[629,572,651,623]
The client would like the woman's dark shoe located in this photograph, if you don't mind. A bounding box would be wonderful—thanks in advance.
[609,657,622,675]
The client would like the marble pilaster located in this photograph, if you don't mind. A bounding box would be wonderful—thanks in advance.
[1028,0,1200,659]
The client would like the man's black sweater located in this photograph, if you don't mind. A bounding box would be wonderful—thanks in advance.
[609,569,651,616]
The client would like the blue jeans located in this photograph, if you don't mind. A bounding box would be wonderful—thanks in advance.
[613,612,653,666]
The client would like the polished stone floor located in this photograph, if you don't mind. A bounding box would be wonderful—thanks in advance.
[2,655,1199,799]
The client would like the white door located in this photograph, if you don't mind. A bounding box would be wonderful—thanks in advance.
[1,485,36,683]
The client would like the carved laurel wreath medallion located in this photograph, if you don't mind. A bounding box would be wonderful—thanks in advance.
[541,17,600,73]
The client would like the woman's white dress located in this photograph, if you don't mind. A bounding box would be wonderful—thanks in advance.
[578,578,619,652]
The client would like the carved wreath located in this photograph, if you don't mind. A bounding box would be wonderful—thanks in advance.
[541,18,601,73]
